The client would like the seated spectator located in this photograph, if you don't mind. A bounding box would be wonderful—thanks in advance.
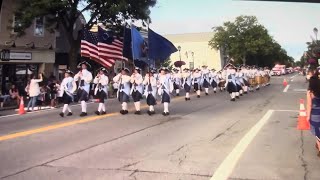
[47,80,58,108]
[9,84,21,106]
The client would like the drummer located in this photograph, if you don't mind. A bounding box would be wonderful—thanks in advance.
[253,66,261,91]
[264,67,271,86]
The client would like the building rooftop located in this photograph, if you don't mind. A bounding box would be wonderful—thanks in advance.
[164,32,214,43]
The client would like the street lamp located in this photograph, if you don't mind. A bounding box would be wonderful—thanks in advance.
[191,52,194,69]
[314,27,318,41]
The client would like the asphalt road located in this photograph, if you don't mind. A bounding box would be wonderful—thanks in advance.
[0,73,319,180]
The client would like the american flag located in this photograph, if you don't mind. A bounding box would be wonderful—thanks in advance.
[81,27,127,68]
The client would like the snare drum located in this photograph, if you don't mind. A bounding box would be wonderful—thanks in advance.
[249,78,256,86]
[255,76,262,85]
[218,80,226,87]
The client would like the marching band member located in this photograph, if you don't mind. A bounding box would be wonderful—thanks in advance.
[217,70,225,92]
[59,69,76,117]
[74,61,93,117]
[113,68,131,115]
[235,68,244,98]
[157,67,173,116]
[209,69,219,93]
[225,64,238,101]
[172,69,182,96]
[182,68,192,101]
[264,67,271,86]
[240,66,249,94]
[130,67,144,115]
[201,65,210,95]
[143,69,158,115]
[192,68,202,98]
[93,67,109,115]
[259,68,266,87]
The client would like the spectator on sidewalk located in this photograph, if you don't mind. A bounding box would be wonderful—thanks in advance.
[306,69,320,157]
[9,84,21,107]
[47,79,58,108]
[26,73,43,112]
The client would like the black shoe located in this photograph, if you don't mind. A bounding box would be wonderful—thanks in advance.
[205,93,209,96]
[67,112,73,116]
[59,112,64,117]
[124,110,129,114]
[101,111,106,115]
[134,111,141,115]
[176,94,180,96]
[240,94,243,96]
[220,89,223,92]
[188,98,191,101]
[197,95,200,98]
[80,112,87,117]
[120,110,125,114]
[95,111,100,115]
[256,88,260,91]
[236,96,240,99]
[244,92,248,94]
[162,112,166,116]
[166,112,170,116]
[231,98,235,101]
[147,110,152,116]
[214,91,216,93]
[185,98,188,101]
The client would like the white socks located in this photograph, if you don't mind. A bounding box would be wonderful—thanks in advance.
[205,88,209,93]
[176,89,180,94]
[235,92,240,97]
[186,92,190,98]
[239,90,243,95]
[81,101,87,112]
[197,90,200,95]
[213,88,217,92]
[230,93,236,99]
[98,103,105,112]
[62,104,71,113]
[149,105,154,111]
[164,102,169,113]
[134,101,141,111]
[122,102,128,110]
[243,86,248,92]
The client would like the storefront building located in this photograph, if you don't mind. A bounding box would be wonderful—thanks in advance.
[0,0,55,94]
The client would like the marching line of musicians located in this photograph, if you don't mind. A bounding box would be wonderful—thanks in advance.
[57,61,271,117]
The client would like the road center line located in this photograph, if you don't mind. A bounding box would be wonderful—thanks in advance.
[283,85,290,92]
[0,96,188,142]
[210,109,274,180]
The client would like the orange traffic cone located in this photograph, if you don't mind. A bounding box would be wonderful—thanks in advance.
[18,98,26,115]
[297,99,310,130]
[283,79,288,87]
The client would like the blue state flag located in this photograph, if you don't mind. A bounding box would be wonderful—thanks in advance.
[148,28,178,62]
[131,25,147,60]
[122,27,132,59]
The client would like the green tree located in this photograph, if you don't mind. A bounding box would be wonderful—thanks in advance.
[209,15,293,67]
[11,0,156,71]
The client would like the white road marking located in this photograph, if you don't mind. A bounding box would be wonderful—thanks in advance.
[290,74,297,79]
[293,89,307,92]
[0,102,95,119]
[290,79,293,82]
[275,110,299,112]
[210,110,274,180]
[283,85,290,92]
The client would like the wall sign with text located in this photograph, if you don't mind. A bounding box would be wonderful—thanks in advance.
[10,52,32,60]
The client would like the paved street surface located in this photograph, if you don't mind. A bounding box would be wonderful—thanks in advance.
[0,73,319,180]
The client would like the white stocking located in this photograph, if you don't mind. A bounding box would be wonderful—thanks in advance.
[149,105,154,111]
[197,90,200,95]
[62,104,68,113]
[186,92,190,98]
[164,102,169,113]
[235,92,239,96]
[81,101,87,112]
[122,102,127,110]
[205,88,209,93]
[98,103,103,112]
[101,103,106,112]
[176,89,180,94]
[134,101,140,111]
[67,106,72,112]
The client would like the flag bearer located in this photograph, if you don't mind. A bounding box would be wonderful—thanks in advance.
[113,68,131,115]
[182,68,192,101]
[74,61,93,117]
[130,67,144,115]
[59,69,76,117]
[143,69,158,115]
[93,67,109,115]
[157,67,173,116]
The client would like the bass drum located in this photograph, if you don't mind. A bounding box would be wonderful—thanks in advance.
[249,78,256,86]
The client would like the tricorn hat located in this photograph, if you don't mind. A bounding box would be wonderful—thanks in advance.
[98,67,108,74]
[77,61,91,69]
[122,67,130,74]
[65,69,74,75]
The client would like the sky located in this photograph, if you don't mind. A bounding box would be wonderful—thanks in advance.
[147,0,320,61]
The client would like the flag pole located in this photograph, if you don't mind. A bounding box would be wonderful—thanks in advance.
[130,22,136,69]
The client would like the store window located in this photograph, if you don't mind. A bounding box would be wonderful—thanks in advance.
[12,14,22,33]
[34,17,45,37]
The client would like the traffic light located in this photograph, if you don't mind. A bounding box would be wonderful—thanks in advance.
[0,49,10,61]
